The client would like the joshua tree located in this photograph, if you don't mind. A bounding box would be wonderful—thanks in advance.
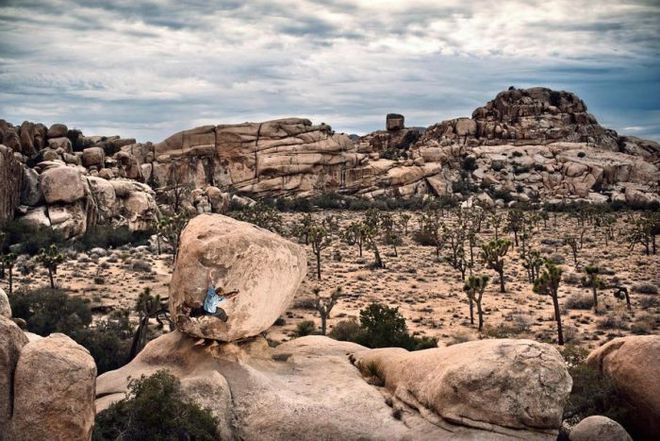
[463,274,489,331]
[626,213,658,256]
[418,208,444,260]
[481,238,511,293]
[293,213,313,245]
[309,220,333,280]
[539,210,549,229]
[0,231,6,279]
[601,214,616,247]
[398,213,412,236]
[445,224,465,270]
[583,265,602,312]
[533,260,564,345]
[564,235,579,268]
[506,209,524,246]
[364,209,385,268]
[613,285,631,310]
[489,213,504,240]
[380,213,401,257]
[130,288,170,360]
[37,244,65,289]
[313,286,342,335]
[522,250,544,284]
[343,221,367,257]
[1,252,17,294]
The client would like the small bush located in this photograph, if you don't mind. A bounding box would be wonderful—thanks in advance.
[93,370,219,441]
[565,293,594,310]
[295,320,317,337]
[329,319,364,342]
[632,282,658,295]
[597,313,628,330]
[10,288,92,335]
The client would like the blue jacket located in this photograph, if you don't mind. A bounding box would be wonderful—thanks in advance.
[203,287,225,314]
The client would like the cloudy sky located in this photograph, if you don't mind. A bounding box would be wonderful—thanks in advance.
[1,0,659,142]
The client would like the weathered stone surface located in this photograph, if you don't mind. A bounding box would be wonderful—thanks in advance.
[82,146,105,168]
[0,145,23,226]
[87,176,117,220]
[20,167,41,206]
[46,123,68,139]
[16,206,51,229]
[352,339,572,432]
[586,335,660,440]
[97,332,558,441]
[386,113,405,131]
[0,288,11,318]
[40,166,85,204]
[170,214,307,341]
[11,333,96,441]
[569,415,632,441]
[47,202,88,239]
[0,317,29,436]
[48,136,72,152]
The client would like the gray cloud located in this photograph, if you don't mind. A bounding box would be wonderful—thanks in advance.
[0,0,658,142]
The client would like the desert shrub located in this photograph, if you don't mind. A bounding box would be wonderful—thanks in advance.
[412,228,437,247]
[295,320,317,337]
[597,313,628,330]
[329,319,364,342]
[577,151,586,158]
[462,156,477,171]
[482,323,527,338]
[93,370,219,441]
[630,314,655,335]
[513,164,530,174]
[10,288,134,374]
[632,282,658,294]
[565,293,594,310]
[490,161,505,172]
[10,288,92,335]
[638,295,658,309]
[293,296,317,310]
[561,346,633,430]
[2,221,66,255]
[511,151,523,158]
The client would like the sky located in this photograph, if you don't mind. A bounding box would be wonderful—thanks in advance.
[0,0,659,143]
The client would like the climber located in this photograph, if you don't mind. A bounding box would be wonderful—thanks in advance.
[189,270,240,322]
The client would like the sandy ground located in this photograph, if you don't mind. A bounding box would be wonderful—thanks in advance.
[7,209,658,351]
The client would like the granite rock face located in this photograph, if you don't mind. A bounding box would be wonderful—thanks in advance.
[170,214,307,341]
[96,333,568,441]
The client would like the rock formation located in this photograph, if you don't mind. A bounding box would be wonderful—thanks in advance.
[97,332,571,441]
[0,316,96,441]
[1,87,658,239]
[170,214,307,341]
[351,339,571,432]
[586,335,660,440]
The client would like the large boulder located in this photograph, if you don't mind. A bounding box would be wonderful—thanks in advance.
[46,123,67,139]
[170,214,307,341]
[569,415,632,441]
[10,333,96,441]
[351,339,572,433]
[97,333,558,441]
[82,147,105,168]
[40,166,85,204]
[586,335,660,440]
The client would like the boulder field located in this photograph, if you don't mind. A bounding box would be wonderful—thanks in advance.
[1,87,658,235]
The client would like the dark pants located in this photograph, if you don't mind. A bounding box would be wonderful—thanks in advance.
[190,306,228,321]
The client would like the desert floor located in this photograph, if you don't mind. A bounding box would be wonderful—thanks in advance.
[8,209,659,351]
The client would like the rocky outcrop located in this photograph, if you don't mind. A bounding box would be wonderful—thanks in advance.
[0,145,23,227]
[1,87,658,215]
[97,332,567,441]
[586,335,660,440]
[569,416,632,441]
[0,317,96,441]
[170,214,307,341]
[351,339,572,433]
[422,87,620,149]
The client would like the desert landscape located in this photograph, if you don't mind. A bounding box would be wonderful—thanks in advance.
[1,1,659,440]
